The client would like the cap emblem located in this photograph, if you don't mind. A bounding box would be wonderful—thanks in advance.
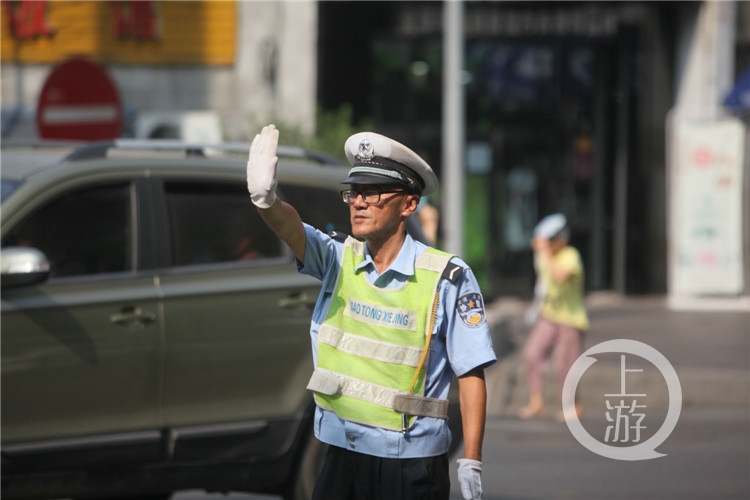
[356,139,375,161]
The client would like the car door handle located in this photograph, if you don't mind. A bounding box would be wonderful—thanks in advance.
[277,292,316,310]
[110,306,157,330]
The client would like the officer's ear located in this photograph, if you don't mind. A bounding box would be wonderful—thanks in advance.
[401,193,420,217]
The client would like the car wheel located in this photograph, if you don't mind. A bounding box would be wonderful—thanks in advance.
[288,433,327,500]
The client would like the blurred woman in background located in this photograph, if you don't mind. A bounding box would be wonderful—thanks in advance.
[518,213,589,421]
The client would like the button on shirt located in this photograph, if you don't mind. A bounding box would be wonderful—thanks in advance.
[298,223,497,458]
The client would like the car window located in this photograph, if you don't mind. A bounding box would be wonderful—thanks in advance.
[163,181,282,266]
[1,179,22,202]
[280,184,351,235]
[2,183,134,278]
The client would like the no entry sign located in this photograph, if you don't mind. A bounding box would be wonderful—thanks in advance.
[36,58,123,141]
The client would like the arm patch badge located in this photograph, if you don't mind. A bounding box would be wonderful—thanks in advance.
[456,292,486,328]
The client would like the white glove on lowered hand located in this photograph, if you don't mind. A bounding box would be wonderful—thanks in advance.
[246,124,280,208]
[457,458,483,500]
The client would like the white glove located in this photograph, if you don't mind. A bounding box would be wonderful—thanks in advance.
[246,124,280,208]
[457,458,483,500]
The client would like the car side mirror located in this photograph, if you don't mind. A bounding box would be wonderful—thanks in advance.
[1,246,51,289]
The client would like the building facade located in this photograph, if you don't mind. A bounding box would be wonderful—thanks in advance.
[2,0,747,302]
[317,1,748,303]
[318,1,673,297]
[1,0,317,140]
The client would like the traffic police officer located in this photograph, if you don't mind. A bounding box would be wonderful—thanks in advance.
[247,124,496,500]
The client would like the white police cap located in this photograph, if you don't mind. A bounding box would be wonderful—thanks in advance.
[343,132,438,196]
[533,213,568,239]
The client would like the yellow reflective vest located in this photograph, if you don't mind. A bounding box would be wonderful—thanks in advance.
[306,236,455,431]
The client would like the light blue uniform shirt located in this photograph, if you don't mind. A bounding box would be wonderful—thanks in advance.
[298,223,497,458]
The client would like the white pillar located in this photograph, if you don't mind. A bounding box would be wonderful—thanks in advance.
[667,1,748,308]
[672,1,736,120]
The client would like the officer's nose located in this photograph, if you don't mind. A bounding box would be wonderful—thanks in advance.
[351,193,368,207]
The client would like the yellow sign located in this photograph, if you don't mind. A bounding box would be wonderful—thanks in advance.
[1,1,236,66]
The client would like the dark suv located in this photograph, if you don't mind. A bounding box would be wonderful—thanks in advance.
[0,141,454,500]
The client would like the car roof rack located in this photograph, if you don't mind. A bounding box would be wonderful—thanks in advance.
[61,139,346,166]
[1,139,87,151]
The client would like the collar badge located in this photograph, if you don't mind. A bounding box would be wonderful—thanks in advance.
[357,139,375,161]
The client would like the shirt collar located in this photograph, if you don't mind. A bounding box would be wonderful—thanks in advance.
[356,232,418,277]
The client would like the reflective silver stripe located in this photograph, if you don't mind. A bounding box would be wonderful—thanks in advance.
[349,165,405,183]
[416,251,452,273]
[312,368,400,408]
[393,394,449,419]
[346,236,364,256]
[344,297,417,331]
[319,324,423,367]
[307,370,340,395]
[308,369,449,419]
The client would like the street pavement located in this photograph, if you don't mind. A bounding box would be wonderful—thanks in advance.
[174,293,749,500]
[484,293,749,416]
[448,405,749,500]
[445,293,750,500]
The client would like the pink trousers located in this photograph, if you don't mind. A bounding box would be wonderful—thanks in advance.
[522,316,584,396]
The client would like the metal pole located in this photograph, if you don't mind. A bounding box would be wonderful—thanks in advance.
[589,48,608,291]
[442,0,465,257]
[612,37,630,295]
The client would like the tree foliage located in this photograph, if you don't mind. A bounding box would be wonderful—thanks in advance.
[263,104,374,163]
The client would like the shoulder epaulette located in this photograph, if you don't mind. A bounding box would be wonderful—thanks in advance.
[441,261,463,284]
[328,230,349,243]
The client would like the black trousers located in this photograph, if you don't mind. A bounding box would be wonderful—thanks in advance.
[312,445,450,500]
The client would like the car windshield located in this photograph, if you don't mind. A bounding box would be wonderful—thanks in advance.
[1,180,22,203]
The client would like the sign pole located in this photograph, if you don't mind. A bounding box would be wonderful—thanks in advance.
[442,0,465,258]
